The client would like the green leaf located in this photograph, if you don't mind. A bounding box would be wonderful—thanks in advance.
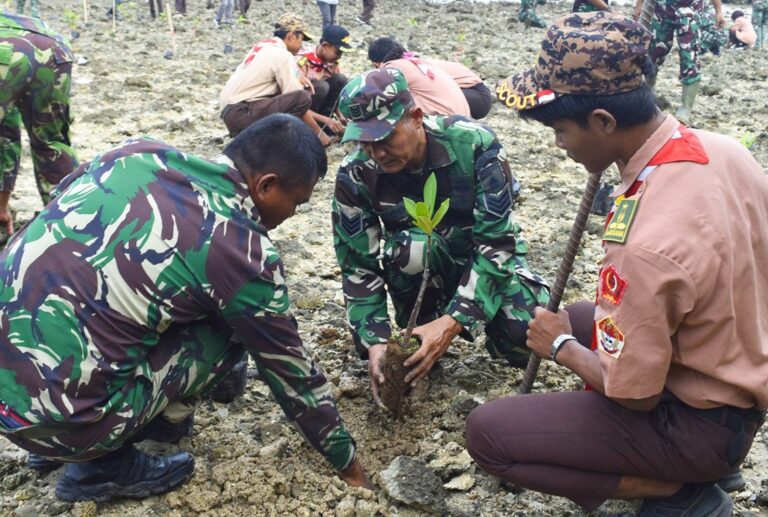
[415,216,433,234]
[403,197,418,221]
[424,173,437,218]
[431,199,450,228]
[415,202,429,219]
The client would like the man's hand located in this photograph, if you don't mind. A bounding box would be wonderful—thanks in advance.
[324,116,345,134]
[632,0,643,20]
[403,315,462,386]
[299,75,315,94]
[525,307,572,360]
[338,458,374,489]
[0,205,13,235]
[715,12,725,28]
[368,344,387,409]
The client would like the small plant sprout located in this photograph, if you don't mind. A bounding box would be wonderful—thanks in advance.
[740,132,757,151]
[399,172,449,348]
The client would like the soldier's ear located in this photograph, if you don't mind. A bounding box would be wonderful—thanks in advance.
[586,109,617,136]
[407,107,424,127]
[247,172,280,201]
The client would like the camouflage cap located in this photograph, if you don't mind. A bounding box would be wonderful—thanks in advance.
[496,11,652,111]
[275,13,315,41]
[338,68,414,143]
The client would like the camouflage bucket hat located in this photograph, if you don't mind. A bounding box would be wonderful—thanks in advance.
[275,12,315,41]
[496,11,652,111]
[338,68,413,143]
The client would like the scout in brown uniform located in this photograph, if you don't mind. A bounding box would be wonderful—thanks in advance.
[467,12,768,516]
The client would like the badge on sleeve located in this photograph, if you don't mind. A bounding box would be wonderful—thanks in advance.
[598,264,628,306]
[603,198,638,244]
[597,316,625,358]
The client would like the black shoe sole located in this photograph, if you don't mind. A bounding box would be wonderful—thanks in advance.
[54,457,195,502]
[716,471,746,493]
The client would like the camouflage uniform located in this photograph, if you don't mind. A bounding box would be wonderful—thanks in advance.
[754,0,767,49]
[0,138,356,471]
[698,6,727,55]
[15,0,39,19]
[0,13,77,203]
[648,0,704,84]
[519,0,547,28]
[333,69,550,366]
[571,0,599,13]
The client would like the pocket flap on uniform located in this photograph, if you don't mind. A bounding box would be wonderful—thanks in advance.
[0,43,13,66]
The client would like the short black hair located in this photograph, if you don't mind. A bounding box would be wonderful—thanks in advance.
[519,84,659,128]
[368,37,405,63]
[732,10,744,20]
[224,114,327,190]
[274,29,301,39]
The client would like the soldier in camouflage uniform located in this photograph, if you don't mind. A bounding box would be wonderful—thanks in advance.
[0,12,77,234]
[15,0,39,18]
[634,0,724,124]
[332,68,550,401]
[699,5,728,54]
[519,0,547,28]
[571,0,609,13]
[0,114,371,501]
[754,0,767,49]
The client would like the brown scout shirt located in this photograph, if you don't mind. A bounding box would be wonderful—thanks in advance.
[595,115,768,410]
[219,37,303,109]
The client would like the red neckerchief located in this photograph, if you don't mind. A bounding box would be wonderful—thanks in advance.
[243,38,281,67]
[586,125,710,385]
[298,50,328,73]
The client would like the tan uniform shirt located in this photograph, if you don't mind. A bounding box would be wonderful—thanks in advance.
[219,37,302,109]
[429,59,482,89]
[384,58,470,117]
[595,115,768,410]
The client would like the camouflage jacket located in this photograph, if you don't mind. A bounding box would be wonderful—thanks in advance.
[0,11,72,52]
[332,115,529,349]
[0,138,355,471]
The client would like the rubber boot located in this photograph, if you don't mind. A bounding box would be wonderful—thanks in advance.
[675,81,700,126]
[55,444,195,502]
[208,357,248,403]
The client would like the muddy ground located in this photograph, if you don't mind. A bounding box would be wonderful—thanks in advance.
[1,0,767,515]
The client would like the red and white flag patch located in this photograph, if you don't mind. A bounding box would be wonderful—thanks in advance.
[598,264,628,306]
[597,316,624,358]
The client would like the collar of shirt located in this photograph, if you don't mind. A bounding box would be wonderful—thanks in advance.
[613,115,682,198]
[298,50,326,70]
[214,154,262,223]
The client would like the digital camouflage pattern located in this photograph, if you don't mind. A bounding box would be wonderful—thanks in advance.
[519,0,547,28]
[699,6,727,55]
[0,138,356,470]
[332,115,550,365]
[0,12,77,201]
[649,0,704,84]
[496,12,652,111]
[754,0,767,49]
[338,68,413,143]
[275,12,314,41]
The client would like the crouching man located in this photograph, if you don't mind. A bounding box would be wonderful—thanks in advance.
[0,114,371,501]
[468,12,767,516]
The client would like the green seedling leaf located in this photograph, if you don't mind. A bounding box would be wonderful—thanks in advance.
[415,202,429,219]
[424,173,437,217]
[432,198,450,228]
[740,131,757,150]
[403,197,418,220]
[415,215,433,234]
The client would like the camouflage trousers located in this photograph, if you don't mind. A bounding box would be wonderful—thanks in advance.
[377,229,550,366]
[755,0,767,48]
[699,21,727,55]
[0,30,78,201]
[518,0,547,28]
[573,2,598,13]
[0,316,244,462]
[649,7,702,84]
[16,0,40,18]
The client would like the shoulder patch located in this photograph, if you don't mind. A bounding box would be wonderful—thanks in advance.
[597,316,625,358]
[603,198,638,244]
[598,264,628,306]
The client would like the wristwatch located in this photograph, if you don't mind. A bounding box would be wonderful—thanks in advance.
[550,334,577,365]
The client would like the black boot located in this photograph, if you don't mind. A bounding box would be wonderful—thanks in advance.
[27,453,62,472]
[208,358,248,403]
[716,470,746,493]
[55,445,194,502]
[637,483,732,517]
